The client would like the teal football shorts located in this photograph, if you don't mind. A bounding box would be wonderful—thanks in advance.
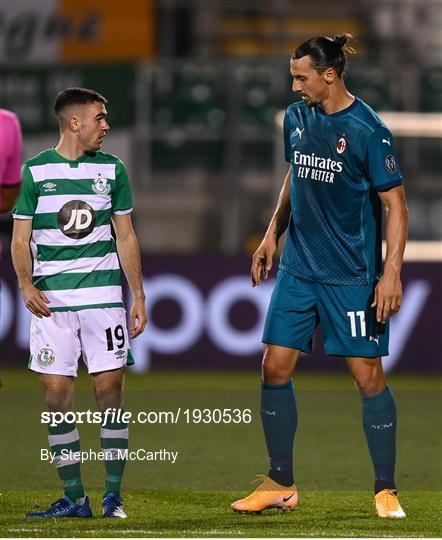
[262,270,389,357]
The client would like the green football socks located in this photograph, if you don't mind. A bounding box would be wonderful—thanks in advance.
[101,409,129,496]
[48,420,85,503]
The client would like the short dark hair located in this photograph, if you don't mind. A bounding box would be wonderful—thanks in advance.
[292,34,355,78]
[54,87,108,115]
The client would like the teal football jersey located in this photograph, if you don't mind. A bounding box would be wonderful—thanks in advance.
[281,97,403,285]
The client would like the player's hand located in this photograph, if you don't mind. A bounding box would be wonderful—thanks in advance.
[371,271,402,324]
[251,237,277,287]
[20,284,51,318]
[129,298,148,338]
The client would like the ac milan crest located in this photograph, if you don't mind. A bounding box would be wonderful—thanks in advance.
[336,137,347,154]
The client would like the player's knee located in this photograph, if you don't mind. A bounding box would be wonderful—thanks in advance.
[262,348,293,385]
[353,375,386,397]
[95,384,123,412]
[44,390,72,413]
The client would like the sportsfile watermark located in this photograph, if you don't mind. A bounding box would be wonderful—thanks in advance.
[41,408,252,427]
[41,448,179,464]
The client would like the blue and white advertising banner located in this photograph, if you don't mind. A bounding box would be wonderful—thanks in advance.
[1,255,440,373]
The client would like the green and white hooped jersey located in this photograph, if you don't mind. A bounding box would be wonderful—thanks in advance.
[13,148,133,312]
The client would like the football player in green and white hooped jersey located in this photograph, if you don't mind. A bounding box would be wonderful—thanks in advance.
[11,87,148,519]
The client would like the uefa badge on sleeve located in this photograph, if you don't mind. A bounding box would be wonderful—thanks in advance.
[385,155,397,174]
[37,347,55,368]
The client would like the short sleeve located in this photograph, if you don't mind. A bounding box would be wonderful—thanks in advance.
[283,110,292,163]
[364,126,403,191]
[112,160,133,214]
[12,163,37,219]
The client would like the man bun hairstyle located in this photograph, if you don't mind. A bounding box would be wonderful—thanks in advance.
[54,87,108,115]
[292,33,355,78]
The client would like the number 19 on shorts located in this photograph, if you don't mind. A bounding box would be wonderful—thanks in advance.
[346,310,366,337]
[105,325,125,351]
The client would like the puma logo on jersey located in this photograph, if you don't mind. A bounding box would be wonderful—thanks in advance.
[42,182,57,192]
[369,336,380,345]
[382,138,391,146]
[295,127,304,139]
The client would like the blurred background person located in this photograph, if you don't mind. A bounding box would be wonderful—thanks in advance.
[0,108,23,213]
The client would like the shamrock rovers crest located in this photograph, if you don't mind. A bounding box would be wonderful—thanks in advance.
[37,347,55,368]
[92,173,111,195]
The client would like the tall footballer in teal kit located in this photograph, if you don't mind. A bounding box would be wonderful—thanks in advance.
[231,35,408,518]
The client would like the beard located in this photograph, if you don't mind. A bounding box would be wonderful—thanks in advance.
[302,96,318,107]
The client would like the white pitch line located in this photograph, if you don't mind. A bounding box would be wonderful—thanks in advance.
[5,531,419,538]
[6,529,244,536]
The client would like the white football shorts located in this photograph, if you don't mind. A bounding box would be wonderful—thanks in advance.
[29,307,133,376]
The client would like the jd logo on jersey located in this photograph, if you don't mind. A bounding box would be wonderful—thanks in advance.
[57,200,96,239]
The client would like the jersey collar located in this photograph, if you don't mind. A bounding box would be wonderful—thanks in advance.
[51,146,92,166]
[316,97,359,118]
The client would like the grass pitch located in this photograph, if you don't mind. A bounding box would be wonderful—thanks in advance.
[0,369,441,537]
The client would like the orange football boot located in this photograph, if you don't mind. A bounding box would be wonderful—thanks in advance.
[375,489,406,518]
[231,475,298,514]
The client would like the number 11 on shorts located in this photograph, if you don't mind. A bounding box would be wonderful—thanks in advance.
[346,310,366,337]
